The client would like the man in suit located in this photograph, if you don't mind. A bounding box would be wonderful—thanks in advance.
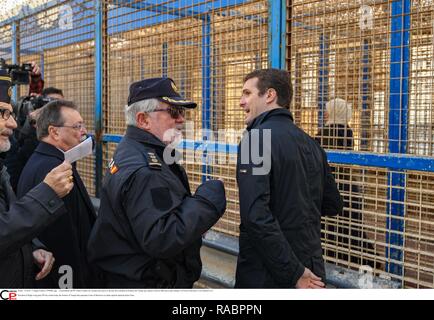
[17,99,98,288]
[235,69,342,288]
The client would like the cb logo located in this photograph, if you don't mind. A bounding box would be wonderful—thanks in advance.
[0,290,17,300]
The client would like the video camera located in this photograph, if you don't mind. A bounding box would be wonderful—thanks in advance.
[16,95,53,127]
[0,58,32,85]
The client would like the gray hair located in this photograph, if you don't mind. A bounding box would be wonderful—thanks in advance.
[325,98,352,126]
[124,98,159,126]
[36,99,78,140]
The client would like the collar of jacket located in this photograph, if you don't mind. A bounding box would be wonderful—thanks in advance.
[125,126,184,163]
[246,107,294,131]
[0,152,5,170]
[35,141,65,161]
[125,125,167,151]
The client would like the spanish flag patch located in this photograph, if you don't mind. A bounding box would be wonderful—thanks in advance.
[109,159,119,174]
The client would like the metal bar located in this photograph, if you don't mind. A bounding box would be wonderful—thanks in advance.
[361,39,370,150]
[102,134,434,172]
[268,0,282,68]
[114,0,251,20]
[291,21,321,31]
[0,0,70,28]
[280,0,287,69]
[0,47,41,56]
[318,33,329,128]
[386,0,411,276]
[94,0,105,197]
[201,14,211,182]
[11,21,18,102]
[39,53,45,79]
[326,150,433,172]
[114,0,204,19]
[162,42,168,77]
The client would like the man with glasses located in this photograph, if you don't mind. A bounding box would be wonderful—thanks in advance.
[17,100,99,288]
[88,77,226,288]
[0,70,74,288]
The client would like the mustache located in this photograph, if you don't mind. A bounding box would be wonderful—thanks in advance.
[1,129,13,136]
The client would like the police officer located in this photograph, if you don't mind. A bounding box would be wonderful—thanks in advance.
[0,69,74,288]
[88,77,226,288]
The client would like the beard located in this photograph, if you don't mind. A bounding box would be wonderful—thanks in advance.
[0,139,11,152]
[162,126,183,145]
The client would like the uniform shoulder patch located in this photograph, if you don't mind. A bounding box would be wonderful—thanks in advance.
[108,158,119,174]
[145,152,162,170]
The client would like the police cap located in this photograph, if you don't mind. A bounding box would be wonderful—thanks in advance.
[127,77,197,108]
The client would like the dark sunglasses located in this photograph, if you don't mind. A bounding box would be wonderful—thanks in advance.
[152,105,186,119]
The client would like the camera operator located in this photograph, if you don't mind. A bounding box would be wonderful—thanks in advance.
[4,61,64,192]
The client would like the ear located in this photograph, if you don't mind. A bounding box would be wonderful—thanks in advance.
[265,88,277,104]
[48,125,59,141]
[136,112,151,130]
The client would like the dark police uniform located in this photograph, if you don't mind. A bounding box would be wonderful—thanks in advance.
[235,108,343,288]
[88,77,226,288]
[88,126,226,288]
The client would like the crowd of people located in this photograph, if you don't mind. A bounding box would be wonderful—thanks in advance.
[1,64,349,289]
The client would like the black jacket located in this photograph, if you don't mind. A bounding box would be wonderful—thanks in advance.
[17,142,98,288]
[87,126,226,288]
[235,108,343,288]
[5,121,39,192]
[0,156,66,288]
[316,124,353,150]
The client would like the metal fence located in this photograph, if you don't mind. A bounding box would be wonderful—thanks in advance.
[0,0,432,288]
[290,0,434,288]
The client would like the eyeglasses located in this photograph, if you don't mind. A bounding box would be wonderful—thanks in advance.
[0,108,17,121]
[152,105,186,119]
[52,123,86,131]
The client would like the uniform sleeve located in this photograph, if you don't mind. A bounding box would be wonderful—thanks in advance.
[237,135,305,287]
[0,182,66,258]
[321,149,343,216]
[121,168,226,259]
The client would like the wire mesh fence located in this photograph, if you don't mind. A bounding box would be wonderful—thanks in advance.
[289,0,434,287]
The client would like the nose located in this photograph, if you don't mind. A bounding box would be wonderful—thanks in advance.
[176,114,185,124]
[7,115,17,129]
[240,97,245,108]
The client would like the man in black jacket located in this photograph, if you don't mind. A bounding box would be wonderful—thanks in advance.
[235,69,343,288]
[88,77,226,288]
[17,99,97,288]
[0,70,74,288]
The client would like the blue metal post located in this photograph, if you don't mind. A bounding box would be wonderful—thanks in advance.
[201,14,211,182]
[94,0,104,197]
[162,42,168,77]
[11,21,18,102]
[40,53,44,79]
[280,0,287,69]
[268,0,285,68]
[386,0,410,276]
[318,33,329,127]
[361,39,370,150]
